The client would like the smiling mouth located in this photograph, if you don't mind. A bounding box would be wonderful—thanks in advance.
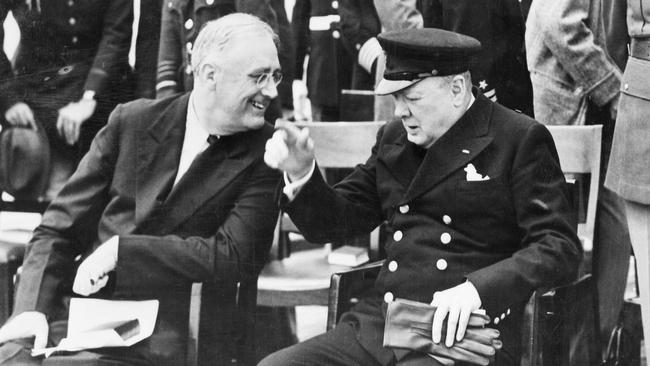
[249,99,266,110]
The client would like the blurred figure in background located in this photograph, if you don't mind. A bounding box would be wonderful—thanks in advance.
[338,0,380,92]
[292,0,352,122]
[372,0,532,120]
[135,0,165,99]
[526,0,632,357]
[0,0,133,200]
[270,0,295,119]
[605,0,650,361]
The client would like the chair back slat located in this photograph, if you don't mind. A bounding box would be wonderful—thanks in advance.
[294,122,385,168]
[546,125,602,248]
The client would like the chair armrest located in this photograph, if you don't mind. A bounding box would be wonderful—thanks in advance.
[327,260,384,330]
[521,274,597,366]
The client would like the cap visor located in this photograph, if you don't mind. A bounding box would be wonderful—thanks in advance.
[375,78,420,96]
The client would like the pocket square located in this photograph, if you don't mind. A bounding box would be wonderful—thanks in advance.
[464,163,489,182]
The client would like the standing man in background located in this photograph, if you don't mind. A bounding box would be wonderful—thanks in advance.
[291,0,352,122]
[605,0,650,361]
[526,0,632,357]
[0,0,133,199]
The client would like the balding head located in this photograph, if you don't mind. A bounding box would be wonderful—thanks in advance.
[191,13,279,74]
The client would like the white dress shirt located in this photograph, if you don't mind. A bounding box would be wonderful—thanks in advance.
[173,93,212,186]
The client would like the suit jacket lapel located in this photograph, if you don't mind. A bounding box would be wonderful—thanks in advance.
[404,94,494,202]
[134,94,189,227]
[148,128,260,234]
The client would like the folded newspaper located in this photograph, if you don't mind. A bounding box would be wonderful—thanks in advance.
[32,298,159,358]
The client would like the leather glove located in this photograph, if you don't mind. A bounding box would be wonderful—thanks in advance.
[384,298,501,366]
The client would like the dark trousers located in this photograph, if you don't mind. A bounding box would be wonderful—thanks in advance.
[587,103,633,346]
[257,321,443,366]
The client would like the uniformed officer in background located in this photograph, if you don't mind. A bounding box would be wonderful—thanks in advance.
[0,0,133,199]
[291,0,352,122]
[374,0,533,117]
[261,28,581,365]
[337,0,381,91]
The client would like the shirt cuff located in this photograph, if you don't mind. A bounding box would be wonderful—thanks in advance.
[282,161,316,201]
[106,235,120,264]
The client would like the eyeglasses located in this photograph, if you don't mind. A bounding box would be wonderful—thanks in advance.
[251,70,283,88]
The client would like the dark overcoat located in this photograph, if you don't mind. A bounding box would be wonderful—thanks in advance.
[285,93,582,365]
[12,93,280,364]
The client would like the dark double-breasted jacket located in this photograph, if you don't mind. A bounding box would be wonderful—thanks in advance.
[0,0,133,155]
[156,0,278,99]
[285,92,582,365]
[13,93,280,364]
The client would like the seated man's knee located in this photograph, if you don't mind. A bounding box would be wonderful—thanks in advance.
[0,341,41,365]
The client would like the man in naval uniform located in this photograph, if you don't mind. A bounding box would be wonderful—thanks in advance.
[261,28,581,365]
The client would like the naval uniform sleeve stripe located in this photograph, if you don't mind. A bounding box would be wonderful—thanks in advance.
[156,80,178,91]
[358,37,382,74]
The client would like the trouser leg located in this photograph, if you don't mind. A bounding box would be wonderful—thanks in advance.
[0,341,43,365]
[593,186,632,342]
[624,200,650,360]
[258,322,382,366]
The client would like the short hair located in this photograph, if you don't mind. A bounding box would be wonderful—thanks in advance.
[190,13,279,73]
[440,71,472,91]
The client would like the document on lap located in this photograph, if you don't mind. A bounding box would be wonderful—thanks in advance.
[31,298,159,358]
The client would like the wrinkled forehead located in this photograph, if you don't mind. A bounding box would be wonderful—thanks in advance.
[222,31,277,65]
[223,27,276,53]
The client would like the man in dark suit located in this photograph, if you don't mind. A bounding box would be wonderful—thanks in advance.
[261,28,581,365]
[0,13,281,365]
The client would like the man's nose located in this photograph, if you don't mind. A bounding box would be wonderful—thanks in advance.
[260,79,279,99]
[393,98,410,119]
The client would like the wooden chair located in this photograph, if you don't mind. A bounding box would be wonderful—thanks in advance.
[0,195,48,324]
[546,125,602,252]
[257,121,385,308]
[326,181,599,366]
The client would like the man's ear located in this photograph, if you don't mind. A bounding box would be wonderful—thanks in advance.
[198,62,220,89]
[450,75,467,107]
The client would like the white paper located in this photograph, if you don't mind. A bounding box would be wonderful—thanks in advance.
[32,298,159,357]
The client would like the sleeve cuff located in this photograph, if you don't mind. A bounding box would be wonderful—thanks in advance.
[358,37,383,74]
[282,161,316,201]
[587,67,622,106]
[107,235,120,265]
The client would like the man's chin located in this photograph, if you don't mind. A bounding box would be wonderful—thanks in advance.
[244,115,266,129]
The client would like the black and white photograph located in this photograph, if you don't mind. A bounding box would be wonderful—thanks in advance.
[0,0,647,365]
